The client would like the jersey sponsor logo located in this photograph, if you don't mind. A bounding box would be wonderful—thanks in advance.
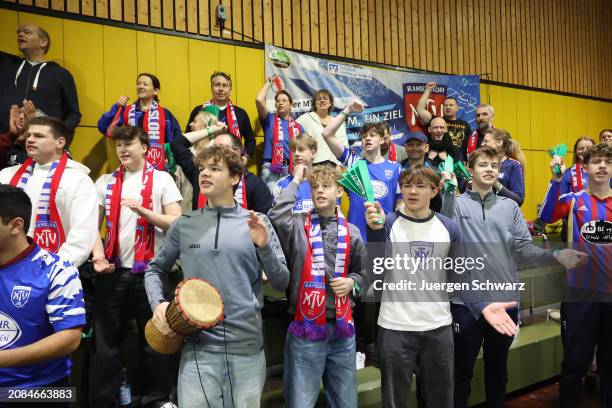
[372,180,389,199]
[294,199,314,212]
[11,285,31,308]
[577,205,588,212]
[580,220,612,245]
[0,311,22,349]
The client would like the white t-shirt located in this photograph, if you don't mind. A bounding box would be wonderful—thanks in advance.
[377,212,453,332]
[0,159,98,267]
[95,169,182,268]
[296,111,349,165]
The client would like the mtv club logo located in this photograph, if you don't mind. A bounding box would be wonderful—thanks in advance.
[403,83,448,133]
[300,282,326,320]
[11,286,31,308]
[146,146,164,168]
[34,224,61,253]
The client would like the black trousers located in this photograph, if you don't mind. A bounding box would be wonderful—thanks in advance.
[89,268,174,408]
[378,325,454,408]
[451,304,518,408]
[560,301,612,408]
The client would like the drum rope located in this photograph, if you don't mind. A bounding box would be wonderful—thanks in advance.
[192,342,211,408]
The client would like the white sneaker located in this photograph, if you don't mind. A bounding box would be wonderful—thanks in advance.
[356,351,366,370]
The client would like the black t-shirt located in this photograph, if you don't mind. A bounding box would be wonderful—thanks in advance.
[186,104,256,158]
[446,119,472,150]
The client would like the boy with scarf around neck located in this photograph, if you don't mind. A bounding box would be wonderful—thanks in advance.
[0,116,97,268]
[90,126,182,407]
[145,145,289,408]
[268,165,367,408]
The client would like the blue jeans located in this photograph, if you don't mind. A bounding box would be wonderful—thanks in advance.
[177,344,265,408]
[283,322,357,408]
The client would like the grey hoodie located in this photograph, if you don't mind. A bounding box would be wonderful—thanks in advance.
[441,189,555,314]
[267,182,368,317]
[144,205,289,355]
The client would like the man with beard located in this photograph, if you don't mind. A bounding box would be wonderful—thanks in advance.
[462,104,494,160]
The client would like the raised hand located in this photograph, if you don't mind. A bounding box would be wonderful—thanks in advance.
[549,156,566,180]
[365,201,385,229]
[425,81,437,91]
[247,210,269,248]
[117,95,130,107]
[292,164,308,184]
[8,105,24,135]
[347,100,365,114]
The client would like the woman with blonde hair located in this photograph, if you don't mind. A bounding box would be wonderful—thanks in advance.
[482,128,526,206]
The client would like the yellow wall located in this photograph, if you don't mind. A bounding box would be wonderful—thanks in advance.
[1,10,611,220]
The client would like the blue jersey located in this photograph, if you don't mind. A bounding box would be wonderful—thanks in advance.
[261,113,304,162]
[0,244,85,387]
[273,175,314,213]
[540,180,612,293]
[340,147,402,242]
[498,158,525,204]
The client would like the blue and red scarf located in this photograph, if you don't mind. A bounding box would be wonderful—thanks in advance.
[289,209,354,340]
[104,163,155,273]
[10,153,68,253]
[203,99,242,141]
[123,101,167,170]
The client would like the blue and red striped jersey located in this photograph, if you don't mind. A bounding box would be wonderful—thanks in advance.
[540,180,612,293]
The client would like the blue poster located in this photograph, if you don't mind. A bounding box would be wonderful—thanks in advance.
[264,45,480,145]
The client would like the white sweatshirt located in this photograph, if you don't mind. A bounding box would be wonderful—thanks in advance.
[0,159,98,267]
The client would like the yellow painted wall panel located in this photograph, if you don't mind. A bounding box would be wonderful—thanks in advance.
[565,96,589,142]
[530,150,554,217]
[528,91,546,151]
[70,126,107,180]
[521,149,535,220]
[18,12,64,65]
[154,33,190,125]
[136,31,156,73]
[187,39,220,114]
[235,46,264,136]
[102,26,138,111]
[515,89,532,149]
[63,20,104,127]
[500,87,518,139]
[550,94,568,148]
[0,10,18,54]
[218,44,237,93]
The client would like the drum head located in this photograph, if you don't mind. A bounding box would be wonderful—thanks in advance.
[176,278,224,329]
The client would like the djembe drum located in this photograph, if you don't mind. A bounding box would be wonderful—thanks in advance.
[145,278,224,354]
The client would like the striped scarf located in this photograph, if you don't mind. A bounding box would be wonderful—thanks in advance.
[203,99,242,140]
[123,101,167,170]
[289,209,354,340]
[104,163,155,273]
[9,153,68,253]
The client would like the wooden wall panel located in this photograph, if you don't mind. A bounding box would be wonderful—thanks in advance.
[3,0,612,99]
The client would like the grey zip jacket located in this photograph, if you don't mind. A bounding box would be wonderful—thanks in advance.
[268,182,368,317]
[145,205,290,355]
[441,189,555,316]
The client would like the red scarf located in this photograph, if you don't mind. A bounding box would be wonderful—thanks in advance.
[288,210,354,340]
[198,175,248,209]
[466,130,479,158]
[572,162,584,192]
[123,101,167,170]
[105,104,125,139]
[10,153,68,253]
[104,163,156,273]
[388,142,397,162]
[204,99,242,140]
[271,114,300,174]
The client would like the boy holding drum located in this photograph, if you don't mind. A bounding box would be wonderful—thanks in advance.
[145,143,290,408]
